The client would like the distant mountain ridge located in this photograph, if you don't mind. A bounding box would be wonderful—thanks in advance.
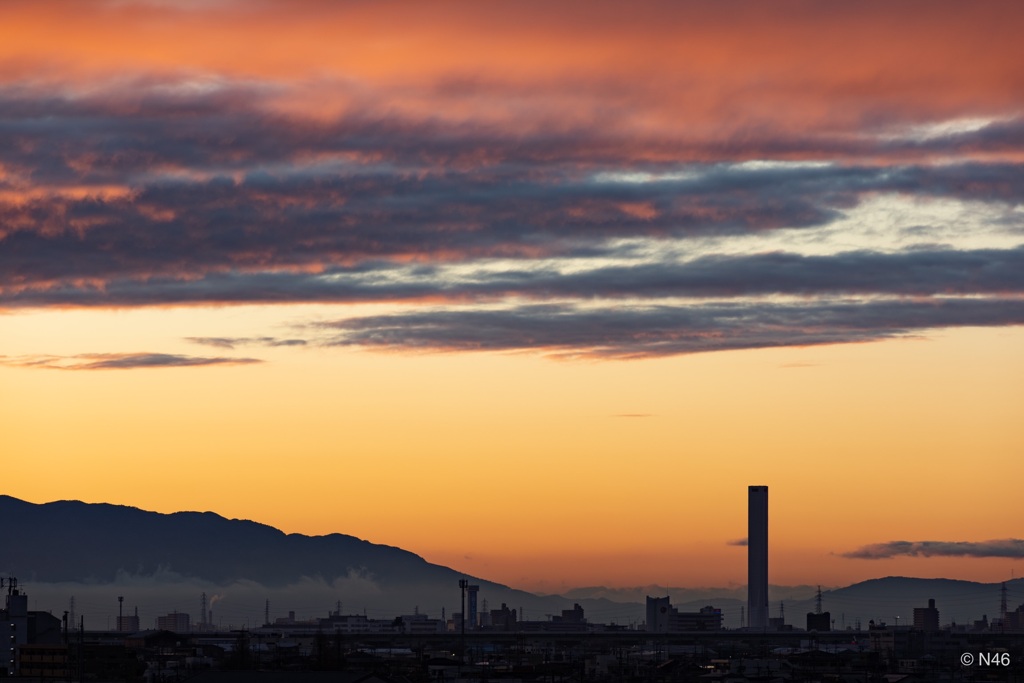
[2,495,1019,629]
[0,495,454,585]
[565,577,1024,627]
[0,495,636,625]
[560,584,825,606]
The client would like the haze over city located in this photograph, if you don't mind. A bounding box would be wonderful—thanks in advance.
[2,0,1023,600]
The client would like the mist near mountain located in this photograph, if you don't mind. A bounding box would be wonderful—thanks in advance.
[4,496,1018,630]
[0,495,640,627]
[565,577,1024,629]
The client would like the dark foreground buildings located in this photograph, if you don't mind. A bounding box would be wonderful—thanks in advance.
[1,579,63,677]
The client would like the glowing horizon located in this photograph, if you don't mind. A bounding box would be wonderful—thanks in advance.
[2,0,1022,594]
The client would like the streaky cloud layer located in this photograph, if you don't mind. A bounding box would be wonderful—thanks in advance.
[0,352,262,370]
[316,298,1024,359]
[843,539,1024,560]
[1,0,1023,359]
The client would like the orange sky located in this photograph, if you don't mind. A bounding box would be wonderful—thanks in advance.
[1,0,1023,592]
[3,309,1021,589]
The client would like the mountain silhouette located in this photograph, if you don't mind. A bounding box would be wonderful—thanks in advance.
[0,495,453,586]
[0,495,637,625]
[3,496,1019,629]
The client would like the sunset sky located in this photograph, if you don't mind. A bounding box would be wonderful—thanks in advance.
[2,0,1022,593]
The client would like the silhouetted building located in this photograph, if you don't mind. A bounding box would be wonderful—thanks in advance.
[319,613,396,633]
[672,606,723,631]
[466,584,479,629]
[400,612,445,634]
[646,596,672,633]
[807,611,831,631]
[913,598,939,631]
[17,643,70,679]
[0,583,62,677]
[488,603,517,630]
[868,620,895,660]
[156,611,191,632]
[117,606,140,632]
[1005,604,1024,630]
[748,485,769,631]
[552,603,585,624]
[646,596,722,632]
[517,605,591,632]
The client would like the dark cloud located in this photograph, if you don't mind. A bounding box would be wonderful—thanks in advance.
[727,538,749,547]
[474,247,1024,301]
[0,164,849,290]
[3,246,1024,308]
[3,82,1024,368]
[316,298,1024,359]
[2,79,1024,308]
[186,336,307,349]
[2,353,263,370]
[2,83,1023,185]
[842,539,1024,560]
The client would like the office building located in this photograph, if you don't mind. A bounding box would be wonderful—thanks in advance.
[913,598,940,632]
[156,612,191,633]
[646,596,672,633]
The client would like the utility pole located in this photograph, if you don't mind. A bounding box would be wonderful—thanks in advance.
[79,616,84,683]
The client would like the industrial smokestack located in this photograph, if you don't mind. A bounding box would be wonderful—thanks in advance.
[747,485,769,631]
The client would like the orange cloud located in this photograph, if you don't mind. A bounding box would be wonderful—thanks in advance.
[2,1,1020,147]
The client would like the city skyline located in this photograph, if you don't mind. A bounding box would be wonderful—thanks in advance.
[3,494,1022,635]
[2,0,1023,593]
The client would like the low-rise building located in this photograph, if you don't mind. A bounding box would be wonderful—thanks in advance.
[0,582,63,677]
[645,596,722,632]
[156,611,191,633]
